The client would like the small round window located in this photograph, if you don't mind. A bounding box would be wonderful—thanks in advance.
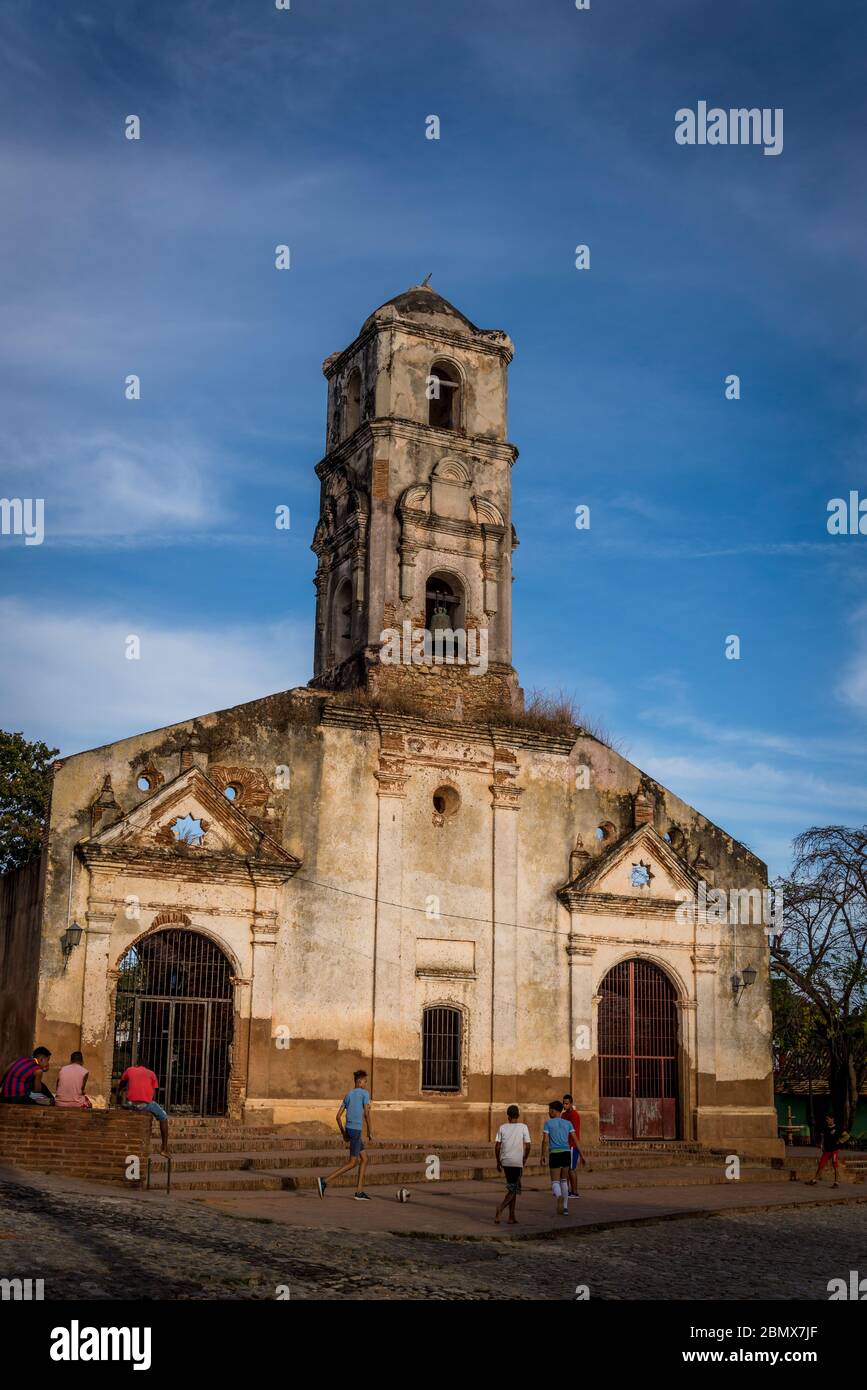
[432,786,460,818]
[223,785,238,802]
[137,775,151,792]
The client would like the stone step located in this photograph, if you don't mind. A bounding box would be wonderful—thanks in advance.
[153,1140,730,1171]
[165,1137,482,1155]
[149,1148,490,1172]
[147,1159,793,1195]
[163,1132,714,1153]
[164,1123,704,1150]
[169,1125,294,1134]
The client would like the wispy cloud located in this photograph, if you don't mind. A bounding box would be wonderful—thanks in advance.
[1,428,230,540]
[0,599,309,754]
[838,606,867,715]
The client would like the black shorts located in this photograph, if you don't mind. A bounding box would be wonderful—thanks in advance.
[502,1166,522,1192]
[548,1152,570,1170]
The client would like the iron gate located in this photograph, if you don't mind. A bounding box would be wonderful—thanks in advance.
[112,929,233,1116]
[598,958,679,1140]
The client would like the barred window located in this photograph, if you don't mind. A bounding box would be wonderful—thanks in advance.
[421,1005,462,1091]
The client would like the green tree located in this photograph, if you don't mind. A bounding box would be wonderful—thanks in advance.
[772,974,827,1089]
[0,730,59,874]
[772,826,867,1131]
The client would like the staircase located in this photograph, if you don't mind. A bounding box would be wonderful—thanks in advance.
[142,1121,804,1196]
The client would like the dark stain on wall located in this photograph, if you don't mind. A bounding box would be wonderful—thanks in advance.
[0,855,45,1071]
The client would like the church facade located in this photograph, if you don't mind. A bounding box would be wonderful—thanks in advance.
[26,285,781,1153]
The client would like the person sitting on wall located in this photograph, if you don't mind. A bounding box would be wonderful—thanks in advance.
[0,1046,55,1105]
[55,1051,93,1109]
[117,1061,170,1157]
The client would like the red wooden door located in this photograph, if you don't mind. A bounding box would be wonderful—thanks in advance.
[598,959,679,1140]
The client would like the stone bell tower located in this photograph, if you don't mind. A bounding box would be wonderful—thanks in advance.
[310,282,523,718]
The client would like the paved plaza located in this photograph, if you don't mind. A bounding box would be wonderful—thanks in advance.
[2,1166,865,1300]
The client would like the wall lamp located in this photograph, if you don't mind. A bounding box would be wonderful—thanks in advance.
[731,964,757,1005]
[61,921,83,969]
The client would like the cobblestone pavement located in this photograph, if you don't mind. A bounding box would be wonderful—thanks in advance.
[1,1172,865,1300]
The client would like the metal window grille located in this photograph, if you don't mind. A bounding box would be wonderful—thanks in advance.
[421,1006,462,1092]
[598,958,679,1140]
[112,929,233,1117]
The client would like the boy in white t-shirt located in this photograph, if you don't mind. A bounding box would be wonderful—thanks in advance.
[494,1104,532,1225]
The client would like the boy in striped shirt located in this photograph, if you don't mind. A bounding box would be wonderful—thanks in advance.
[0,1047,54,1105]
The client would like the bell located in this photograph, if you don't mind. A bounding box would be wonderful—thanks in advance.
[429,603,451,633]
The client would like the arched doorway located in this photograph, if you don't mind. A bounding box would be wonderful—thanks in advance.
[598,958,679,1140]
[111,929,234,1116]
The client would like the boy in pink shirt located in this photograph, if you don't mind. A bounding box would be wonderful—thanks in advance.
[55,1051,92,1109]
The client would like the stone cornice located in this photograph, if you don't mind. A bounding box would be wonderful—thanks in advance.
[374,768,410,798]
[318,700,578,754]
[79,845,299,885]
[322,316,514,381]
[314,419,517,482]
[566,939,596,959]
[84,910,114,933]
[565,931,698,951]
[558,890,686,918]
[490,782,523,809]
[368,419,517,463]
[692,946,721,971]
[398,507,507,545]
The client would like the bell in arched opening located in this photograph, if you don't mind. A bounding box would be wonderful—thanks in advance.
[429,602,451,634]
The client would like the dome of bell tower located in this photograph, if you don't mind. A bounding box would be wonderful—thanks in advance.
[361,282,485,338]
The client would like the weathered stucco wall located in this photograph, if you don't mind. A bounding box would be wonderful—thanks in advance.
[31,686,778,1152]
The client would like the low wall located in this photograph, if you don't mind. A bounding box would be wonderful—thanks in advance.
[0,1106,153,1184]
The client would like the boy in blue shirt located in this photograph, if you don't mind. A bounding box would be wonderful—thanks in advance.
[317,1069,373,1201]
[541,1100,576,1215]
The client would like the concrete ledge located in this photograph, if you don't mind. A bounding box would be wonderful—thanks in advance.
[0,1104,152,1182]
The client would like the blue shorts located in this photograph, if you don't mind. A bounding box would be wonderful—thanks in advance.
[346,1128,364,1157]
[571,1147,581,1169]
[132,1100,168,1123]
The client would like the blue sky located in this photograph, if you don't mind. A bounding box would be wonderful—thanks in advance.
[1,0,865,876]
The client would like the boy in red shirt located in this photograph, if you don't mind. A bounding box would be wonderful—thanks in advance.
[119,1062,170,1155]
[563,1094,584,1196]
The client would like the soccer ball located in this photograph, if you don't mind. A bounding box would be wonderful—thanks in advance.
[396,1187,412,1203]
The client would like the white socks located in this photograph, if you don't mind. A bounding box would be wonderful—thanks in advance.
[552,1180,561,1197]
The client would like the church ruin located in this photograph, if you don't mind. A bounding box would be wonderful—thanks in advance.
[17,284,780,1152]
